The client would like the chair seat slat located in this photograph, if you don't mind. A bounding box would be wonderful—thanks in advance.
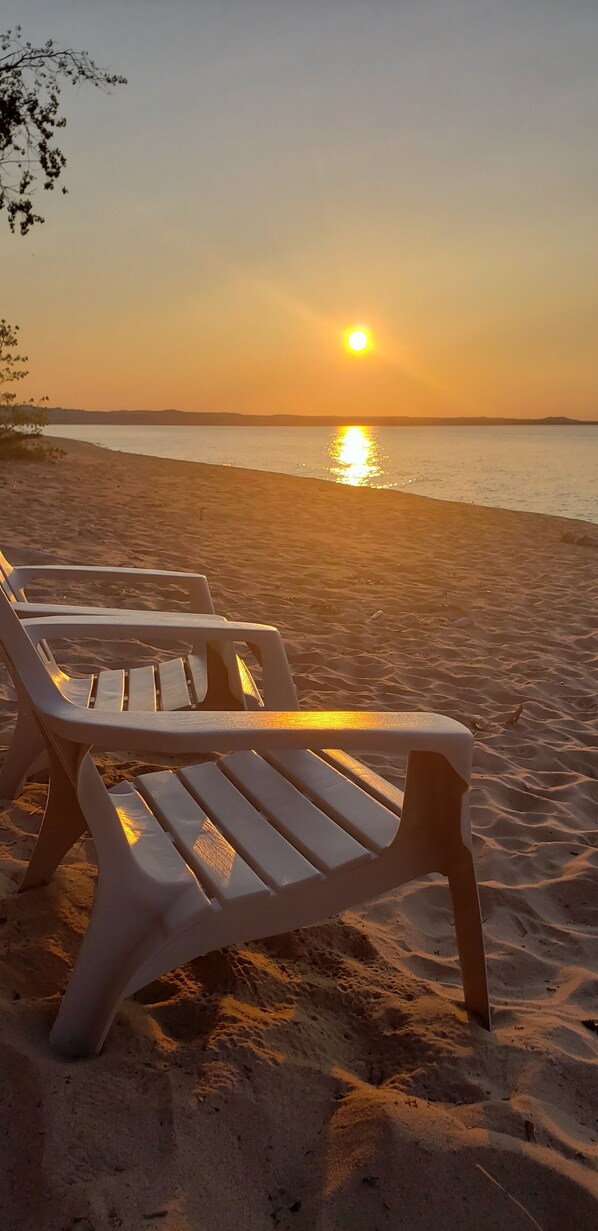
[136,770,270,905]
[265,749,400,853]
[236,657,263,709]
[110,784,212,910]
[185,652,208,705]
[59,674,94,708]
[321,749,405,816]
[93,669,125,711]
[157,657,192,711]
[220,751,372,875]
[127,664,157,712]
[180,762,322,890]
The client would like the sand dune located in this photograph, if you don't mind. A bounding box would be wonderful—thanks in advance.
[0,439,596,1229]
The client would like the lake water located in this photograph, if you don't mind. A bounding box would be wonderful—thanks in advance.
[43,423,598,524]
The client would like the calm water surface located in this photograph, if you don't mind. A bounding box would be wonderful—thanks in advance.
[44,424,598,524]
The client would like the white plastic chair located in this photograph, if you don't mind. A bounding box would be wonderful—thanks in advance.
[0,593,490,1057]
[0,549,262,799]
[0,546,215,617]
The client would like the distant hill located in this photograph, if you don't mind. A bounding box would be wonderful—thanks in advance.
[27,407,598,427]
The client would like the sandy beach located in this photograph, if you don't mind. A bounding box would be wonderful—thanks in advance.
[0,438,596,1230]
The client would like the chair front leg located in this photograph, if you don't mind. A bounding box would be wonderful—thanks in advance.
[50,875,170,1057]
[400,750,491,1029]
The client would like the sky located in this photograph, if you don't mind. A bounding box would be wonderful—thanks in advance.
[2,0,597,418]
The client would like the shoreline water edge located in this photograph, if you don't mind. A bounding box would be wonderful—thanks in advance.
[40,423,598,524]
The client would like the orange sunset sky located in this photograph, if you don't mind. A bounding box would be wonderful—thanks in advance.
[3,1,598,419]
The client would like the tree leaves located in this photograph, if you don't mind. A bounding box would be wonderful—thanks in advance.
[0,318,48,456]
[0,24,126,234]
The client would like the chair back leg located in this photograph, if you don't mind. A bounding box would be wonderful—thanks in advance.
[448,850,491,1028]
[19,741,89,891]
[0,706,47,800]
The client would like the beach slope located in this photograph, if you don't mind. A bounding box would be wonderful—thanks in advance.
[1,441,596,1229]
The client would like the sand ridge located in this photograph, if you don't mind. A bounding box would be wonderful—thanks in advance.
[0,440,596,1229]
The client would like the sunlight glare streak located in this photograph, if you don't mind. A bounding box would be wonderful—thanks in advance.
[329,425,381,486]
[115,803,142,847]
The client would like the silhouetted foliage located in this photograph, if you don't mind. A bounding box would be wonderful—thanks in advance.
[0,25,126,234]
[0,318,48,455]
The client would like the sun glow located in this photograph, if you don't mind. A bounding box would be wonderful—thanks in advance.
[345,327,371,353]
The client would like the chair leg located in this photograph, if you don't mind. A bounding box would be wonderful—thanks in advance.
[19,746,87,891]
[0,707,47,800]
[50,879,167,1057]
[402,751,491,1030]
[448,848,491,1029]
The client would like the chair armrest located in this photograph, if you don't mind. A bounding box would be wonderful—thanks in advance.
[41,707,474,785]
[10,565,214,614]
[13,602,213,619]
[22,614,298,709]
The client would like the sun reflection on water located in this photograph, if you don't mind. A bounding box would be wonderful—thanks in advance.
[329,425,382,486]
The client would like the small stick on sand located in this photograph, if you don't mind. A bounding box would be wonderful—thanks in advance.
[476,1164,545,1231]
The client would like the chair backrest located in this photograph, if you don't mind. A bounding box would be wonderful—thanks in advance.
[0,587,63,716]
[0,551,20,603]
[0,587,267,722]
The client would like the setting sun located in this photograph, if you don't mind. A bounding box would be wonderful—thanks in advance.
[345,327,371,353]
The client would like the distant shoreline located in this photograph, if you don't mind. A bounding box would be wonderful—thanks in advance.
[41,422,598,524]
[27,408,598,427]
